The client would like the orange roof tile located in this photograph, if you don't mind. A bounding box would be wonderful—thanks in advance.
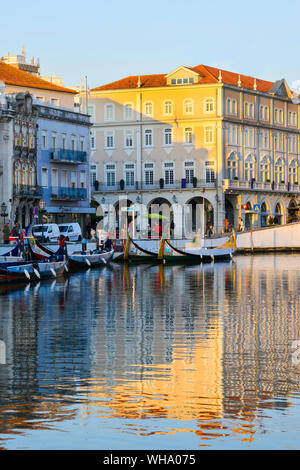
[0,61,76,94]
[91,64,274,94]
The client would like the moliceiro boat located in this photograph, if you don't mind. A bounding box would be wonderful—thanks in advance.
[67,249,114,271]
[0,259,67,283]
[162,234,236,263]
[121,234,236,264]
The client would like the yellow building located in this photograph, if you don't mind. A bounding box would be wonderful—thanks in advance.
[82,64,300,236]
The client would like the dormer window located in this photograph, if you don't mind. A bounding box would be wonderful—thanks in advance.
[170,77,195,85]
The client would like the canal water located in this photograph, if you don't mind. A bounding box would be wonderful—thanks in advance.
[0,254,300,450]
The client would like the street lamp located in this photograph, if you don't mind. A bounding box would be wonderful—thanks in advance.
[39,199,46,242]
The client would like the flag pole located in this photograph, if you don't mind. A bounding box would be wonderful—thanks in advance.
[85,75,88,113]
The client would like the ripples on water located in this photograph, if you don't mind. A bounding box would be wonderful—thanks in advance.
[0,254,300,449]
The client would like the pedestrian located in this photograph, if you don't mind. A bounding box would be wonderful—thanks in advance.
[2,223,10,244]
[238,217,244,232]
[170,220,175,238]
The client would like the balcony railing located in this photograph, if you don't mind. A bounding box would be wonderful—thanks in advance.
[92,178,216,192]
[227,179,300,193]
[13,184,42,198]
[50,187,87,200]
[50,149,87,163]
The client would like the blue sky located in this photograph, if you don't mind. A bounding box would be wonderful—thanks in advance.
[1,0,300,90]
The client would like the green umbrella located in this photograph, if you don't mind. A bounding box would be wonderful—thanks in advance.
[142,213,169,220]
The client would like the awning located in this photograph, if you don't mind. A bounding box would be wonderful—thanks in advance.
[46,206,96,214]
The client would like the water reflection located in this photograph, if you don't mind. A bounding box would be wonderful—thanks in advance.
[0,255,300,449]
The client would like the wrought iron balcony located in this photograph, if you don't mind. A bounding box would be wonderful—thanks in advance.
[50,186,87,200]
[50,149,87,163]
[92,178,216,192]
[13,184,42,198]
[226,179,300,193]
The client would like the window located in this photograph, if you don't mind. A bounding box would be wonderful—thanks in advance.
[87,105,95,122]
[184,161,194,183]
[144,163,154,185]
[184,127,193,144]
[228,125,237,145]
[164,128,172,145]
[263,131,269,149]
[245,154,256,181]
[205,161,215,183]
[29,165,36,186]
[164,162,174,185]
[42,131,47,150]
[245,102,254,119]
[105,131,114,149]
[289,111,297,126]
[71,171,77,188]
[104,103,114,121]
[62,134,66,150]
[228,155,238,182]
[144,101,153,116]
[61,170,68,188]
[264,106,269,121]
[183,99,193,114]
[227,98,231,114]
[41,168,48,187]
[144,129,153,147]
[289,160,298,184]
[51,168,58,188]
[260,156,270,182]
[124,103,133,120]
[124,163,135,187]
[51,98,60,106]
[80,137,85,152]
[51,134,57,151]
[170,77,194,85]
[90,164,97,188]
[279,133,283,151]
[163,100,173,115]
[204,126,214,144]
[90,131,95,149]
[80,171,86,188]
[124,129,134,148]
[71,135,76,151]
[274,133,278,150]
[205,98,214,113]
[105,164,116,187]
[227,98,237,115]
[275,158,285,183]
[275,108,283,123]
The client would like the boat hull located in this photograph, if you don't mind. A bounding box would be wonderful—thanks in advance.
[68,249,114,271]
[0,260,67,283]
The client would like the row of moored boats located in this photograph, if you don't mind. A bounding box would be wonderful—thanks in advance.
[0,231,236,284]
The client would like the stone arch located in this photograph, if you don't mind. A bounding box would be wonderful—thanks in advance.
[147,197,173,238]
[184,195,214,236]
[287,198,299,223]
[245,200,253,230]
[260,198,270,227]
[274,200,284,225]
